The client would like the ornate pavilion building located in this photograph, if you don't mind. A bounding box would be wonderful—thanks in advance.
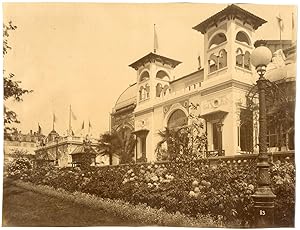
[111,4,296,163]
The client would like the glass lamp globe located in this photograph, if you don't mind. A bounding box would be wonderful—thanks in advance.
[250,46,272,68]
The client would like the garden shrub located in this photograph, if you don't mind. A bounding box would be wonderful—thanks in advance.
[5,157,32,180]
[6,156,295,227]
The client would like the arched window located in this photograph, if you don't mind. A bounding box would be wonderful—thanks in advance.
[218,49,227,69]
[236,31,251,46]
[156,70,170,81]
[140,71,150,82]
[167,109,188,129]
[156,83,163,97]
[163,85,169,96]
[236,48,244,67]
[208,53,218,73]
[209,33,227,49]
[244,51,251,70]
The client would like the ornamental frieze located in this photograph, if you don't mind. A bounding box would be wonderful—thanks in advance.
[202,96,229,112]
[136,118,149,130]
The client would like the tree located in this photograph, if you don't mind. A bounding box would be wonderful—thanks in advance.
[245,79,295,151]
[98,127,136,165]
[156,103,207,161]
[3,21,32,133]
[98,132,119,165]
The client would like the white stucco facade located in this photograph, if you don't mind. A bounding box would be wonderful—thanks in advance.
[111,4,296,163]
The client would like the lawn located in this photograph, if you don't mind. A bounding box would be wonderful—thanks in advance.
[2,180,140,227]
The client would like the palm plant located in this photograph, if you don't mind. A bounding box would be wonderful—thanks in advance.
[98,127,136,165]
[156,127,178,161]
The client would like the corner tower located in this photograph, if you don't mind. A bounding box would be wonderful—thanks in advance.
[193,4,267,85]
[128,52,181,162]
[192,5,268,156]
[129,52,181,111]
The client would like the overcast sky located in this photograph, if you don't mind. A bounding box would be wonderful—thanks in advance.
[3,3,297,138]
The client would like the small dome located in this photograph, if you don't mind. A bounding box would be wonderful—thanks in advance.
[47,129,59,142]
[48,130,58,136]
[115,83,137,111]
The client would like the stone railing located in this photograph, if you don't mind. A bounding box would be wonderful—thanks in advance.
[95,150,294,169]
[204,150,294,167]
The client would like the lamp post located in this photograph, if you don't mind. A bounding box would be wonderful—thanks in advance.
[250,41,276,227]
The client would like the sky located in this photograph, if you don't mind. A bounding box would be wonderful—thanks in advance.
[3,2,297,138]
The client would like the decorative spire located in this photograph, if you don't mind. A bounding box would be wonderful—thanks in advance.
[52,113,57,131]
[154,24,158,53]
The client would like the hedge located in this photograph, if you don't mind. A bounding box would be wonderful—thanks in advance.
[6,156,295,227]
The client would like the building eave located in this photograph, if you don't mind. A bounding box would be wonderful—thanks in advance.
[129,52,181,70]
[193,4,267,34]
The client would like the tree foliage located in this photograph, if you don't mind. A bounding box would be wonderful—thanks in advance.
[3,21,17,56]
[98,127,136,165]
[3,21,32,133]
[156,103,207,161]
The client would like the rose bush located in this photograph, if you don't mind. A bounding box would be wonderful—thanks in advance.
[6,156,294,227]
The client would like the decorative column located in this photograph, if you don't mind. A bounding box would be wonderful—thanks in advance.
[216,122,224,156]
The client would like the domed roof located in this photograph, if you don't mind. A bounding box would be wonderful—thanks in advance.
[48,129,59,136]
[114,83,137,111]
[47,129,60,142]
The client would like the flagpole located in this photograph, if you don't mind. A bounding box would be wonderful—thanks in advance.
[69,105,72,135]
[280,25,282,43]
[109,113,111,134]
[277,14,283,49]
[154,24,156,53]
[292,12,296,44]
[53,114,55,130]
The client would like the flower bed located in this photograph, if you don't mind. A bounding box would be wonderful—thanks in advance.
[6,156,295,227]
